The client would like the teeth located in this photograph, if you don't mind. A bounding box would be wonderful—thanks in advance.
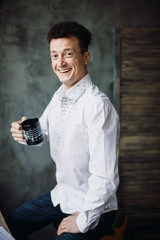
[59,68,71,73]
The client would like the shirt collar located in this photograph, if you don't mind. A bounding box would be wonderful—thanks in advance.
[56,73,92,104]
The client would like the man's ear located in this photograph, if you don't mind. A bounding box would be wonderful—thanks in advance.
[84,52,90,65]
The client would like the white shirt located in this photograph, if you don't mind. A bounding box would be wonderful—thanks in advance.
[39,73,120,233]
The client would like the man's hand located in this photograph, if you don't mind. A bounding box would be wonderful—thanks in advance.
[57,212,80,236]
[10,116,27,143]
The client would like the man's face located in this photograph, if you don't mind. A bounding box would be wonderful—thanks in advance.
[50,36,90,89]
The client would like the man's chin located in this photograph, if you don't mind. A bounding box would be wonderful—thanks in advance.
[58,74,73,83]
[59,78,71,85]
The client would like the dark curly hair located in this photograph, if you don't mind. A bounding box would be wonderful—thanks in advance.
[47,21,92,54]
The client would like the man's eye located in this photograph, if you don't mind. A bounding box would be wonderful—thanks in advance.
[65,52,73,57]
[51,54,58,59]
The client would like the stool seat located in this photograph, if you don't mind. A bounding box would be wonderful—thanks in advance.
[100,214,127,240]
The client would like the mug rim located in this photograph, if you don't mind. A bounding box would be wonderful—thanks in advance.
[21,118,39,127]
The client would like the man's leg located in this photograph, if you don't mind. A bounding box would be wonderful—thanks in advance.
[55,233,86,240]
[55,210,117,240]
[6,192,66,240]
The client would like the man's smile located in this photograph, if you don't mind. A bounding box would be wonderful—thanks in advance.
[58,68,72,73]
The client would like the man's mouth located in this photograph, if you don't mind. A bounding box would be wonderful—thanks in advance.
[58,68,72,73]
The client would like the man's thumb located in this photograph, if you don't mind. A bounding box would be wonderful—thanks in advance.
[71,212,79,216]
[21,116,27,122]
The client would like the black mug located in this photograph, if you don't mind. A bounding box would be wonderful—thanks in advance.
[21,118,44,145]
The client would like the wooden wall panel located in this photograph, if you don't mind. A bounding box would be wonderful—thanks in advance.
[115,28,160,239]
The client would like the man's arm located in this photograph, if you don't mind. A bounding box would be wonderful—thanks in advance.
[75,100,119,233]
[75,100,120,233]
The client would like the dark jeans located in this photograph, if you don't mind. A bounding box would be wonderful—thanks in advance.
[6,192,117,240]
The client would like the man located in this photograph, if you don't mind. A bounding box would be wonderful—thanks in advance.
[8,21,120,240]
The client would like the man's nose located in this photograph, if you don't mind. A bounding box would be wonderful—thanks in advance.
[57,55,65,67]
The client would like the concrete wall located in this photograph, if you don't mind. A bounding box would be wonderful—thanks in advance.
[0,0,160,239]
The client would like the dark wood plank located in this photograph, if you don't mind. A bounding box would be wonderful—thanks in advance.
[115,28,160,239]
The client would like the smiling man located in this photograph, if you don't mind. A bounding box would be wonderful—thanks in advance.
[50,36,90,89]
[8,22,120,240]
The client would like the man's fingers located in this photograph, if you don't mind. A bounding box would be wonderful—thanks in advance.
[57,229,66,236]
[12,132,24,138]
[57,218,68,236]
[11,122,22,130]
[13,137,25,142]
[12,132,25,142]
[10,116,27,131]
[10,126,21,133]
[57,226,68,236]
[71,211,79,216]
[57,225,64,236]
[21,116,27,122]
[57,214,80,236]
[10,117,27,143]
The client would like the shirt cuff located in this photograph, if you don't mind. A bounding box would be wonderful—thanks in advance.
[18,141,27,145]
[76,212,89,233]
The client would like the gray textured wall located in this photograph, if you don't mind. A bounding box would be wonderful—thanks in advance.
[0,0,160,239]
